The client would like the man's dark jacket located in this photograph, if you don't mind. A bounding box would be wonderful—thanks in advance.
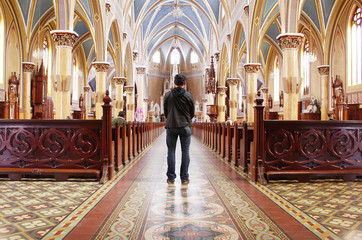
[164,87,195,128]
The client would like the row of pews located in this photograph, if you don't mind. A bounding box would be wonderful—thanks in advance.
[193,94,362,184]
[0,92,165,183]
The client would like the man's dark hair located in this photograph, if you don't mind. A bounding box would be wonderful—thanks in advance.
[174,74,186,86]
[118,111,125,117]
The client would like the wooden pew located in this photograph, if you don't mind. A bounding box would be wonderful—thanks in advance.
[252,94,362,183]
[0,92,113,183]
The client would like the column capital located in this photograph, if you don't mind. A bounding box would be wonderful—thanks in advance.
[143,98,149,102]
[242,95,247,100]
[261,87,268,94]
[84,86,91,92]
[50,30,78,47]
[114,77,126,85]
[124,85,134,93]
[217,86,228,94]
[243,63,261,73]
[136,66,146,74]
[277,33,304,50]
[317,65,330,75]
[22,62,35,72]
[202,98,208,103]
[227,78,239,86]
[92,62,110,72]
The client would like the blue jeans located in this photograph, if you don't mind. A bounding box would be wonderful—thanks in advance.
[166,126,192,181]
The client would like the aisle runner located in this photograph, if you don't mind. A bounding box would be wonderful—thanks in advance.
[95,143,290,239]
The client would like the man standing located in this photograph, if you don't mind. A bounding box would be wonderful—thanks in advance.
[164,74,195,184]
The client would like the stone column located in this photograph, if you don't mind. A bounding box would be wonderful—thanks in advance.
[83,86,90,119]
[114,77,126,116]
[244,63,261,123]
[50,30,78,119]
[202,98,208,122]
[318,65,330,120]
[136,66,146,115]
[143,98,149,121]
[227,78,239,122]
[277,33,304,120]
[217,86,228,122]
[124,85,134,121]
[22,62,35,119]
[92,62,110,119]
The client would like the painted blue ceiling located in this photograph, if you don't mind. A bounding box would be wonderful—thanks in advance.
[78,0,93,23]
[266,22,280,45]
[74,20,89,39]
[321,0,336,28]
[18,0,31,26]
[261,41,271,63]
[31,0,53,31]
[135,0,219,59]
[261,0,277,28]
[303,0,321,32]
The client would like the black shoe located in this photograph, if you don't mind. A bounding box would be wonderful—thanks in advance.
[181,179,190,185]
[167,179,175,184]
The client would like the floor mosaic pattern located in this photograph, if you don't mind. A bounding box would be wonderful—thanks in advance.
[264,180,362,240]
[0,181,101,239]
[94,139,290,240]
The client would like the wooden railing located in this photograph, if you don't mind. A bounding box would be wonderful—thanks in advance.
[193,93,362,184]
[0,92,165,183]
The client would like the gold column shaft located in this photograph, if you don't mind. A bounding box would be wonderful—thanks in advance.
[22,62,35,119]
[318,65,330,120]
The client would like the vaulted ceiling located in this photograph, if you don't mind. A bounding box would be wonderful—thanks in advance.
[133,0,221,62]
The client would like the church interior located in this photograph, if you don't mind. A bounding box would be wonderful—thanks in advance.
[0,0,361,239]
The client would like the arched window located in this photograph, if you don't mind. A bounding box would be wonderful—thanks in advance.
[190,50,199,64]
[171,48,180,65]
[273,57,279,101]
[0,8,4,89]
[152,49,160,63]
[349,7,362,86]
[301,39,311,95]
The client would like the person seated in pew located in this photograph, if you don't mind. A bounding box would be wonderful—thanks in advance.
[112,111,127,127]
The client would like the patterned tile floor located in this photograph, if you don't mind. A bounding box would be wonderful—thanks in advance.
[0,132,360,240]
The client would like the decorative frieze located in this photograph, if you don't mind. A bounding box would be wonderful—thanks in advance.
[243,63,261,73]
[22,62,35,72]
[50,30,78,47]
[227,78,239,86]
[124,86,134,93]
[136,66,146,74]
[217,86,228,94]
[92,62,110,72]
[114,77,126,85]
[317,65,330,76]
[277,33,304,50]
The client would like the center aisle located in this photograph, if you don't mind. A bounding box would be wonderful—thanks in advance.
[60,132,318,240]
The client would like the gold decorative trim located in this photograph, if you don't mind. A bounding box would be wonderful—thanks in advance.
[217,86,228,94]
[317,65,329,76]
[22,62,35,72]
[50,30,78,47]
[124,86,134,93]
[114,77,126,85]
[277,33,304,50]
[227,78,239,86]
[136,66,146,74]
[244,63,261,73]
[92,62,110,72]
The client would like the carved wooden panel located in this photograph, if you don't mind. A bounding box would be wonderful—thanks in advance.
[263,121,362,172]
[0,120,102,170]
